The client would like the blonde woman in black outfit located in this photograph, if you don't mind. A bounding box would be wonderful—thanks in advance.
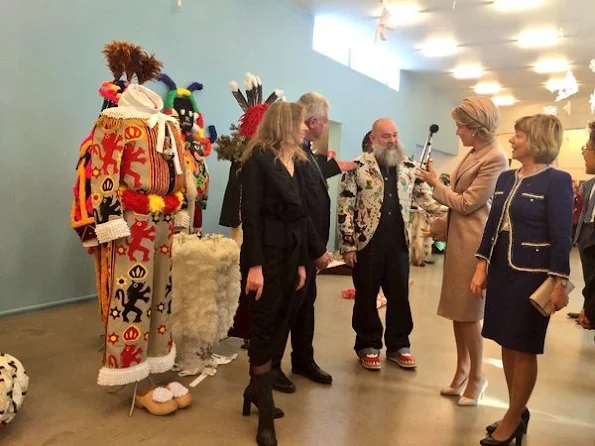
[240,102,323,446]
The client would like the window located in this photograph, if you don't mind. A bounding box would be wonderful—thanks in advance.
[313,15,401,91]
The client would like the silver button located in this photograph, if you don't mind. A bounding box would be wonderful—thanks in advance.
[388,211,392,215]
[385,177,389,181]
[389,193,393,197]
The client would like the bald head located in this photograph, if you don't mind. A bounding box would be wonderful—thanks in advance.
[370,118,405,167]
[371,118,399,148]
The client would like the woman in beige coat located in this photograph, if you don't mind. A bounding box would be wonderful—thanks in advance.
[418,96,508,406]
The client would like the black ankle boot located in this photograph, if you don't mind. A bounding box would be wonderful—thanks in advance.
[243,379,284,419]
[253,371,278,446]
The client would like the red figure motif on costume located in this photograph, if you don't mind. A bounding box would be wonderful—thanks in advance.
[120,142,147,188]
[127,220,156,262]
[120,345,143,368]
[100,133,124,175]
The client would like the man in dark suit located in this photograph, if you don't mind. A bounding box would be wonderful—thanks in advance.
[575,122,595,323]
[271,92,356,393]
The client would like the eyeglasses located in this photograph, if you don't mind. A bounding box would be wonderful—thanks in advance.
[582,145,595,153]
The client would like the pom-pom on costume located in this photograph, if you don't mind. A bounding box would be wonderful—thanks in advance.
[216,73,284,341]
[0,353,29,427]
[171,234,240,375]
[88,83,188,386]
[159,73,217,233]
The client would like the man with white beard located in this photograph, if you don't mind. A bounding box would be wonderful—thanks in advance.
[337,118,444,371]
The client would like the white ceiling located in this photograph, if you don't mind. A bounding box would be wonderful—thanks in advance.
[291,0,595,114]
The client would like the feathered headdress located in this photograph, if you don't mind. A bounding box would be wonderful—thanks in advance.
[98,41,163,110]
[216,73,284,161]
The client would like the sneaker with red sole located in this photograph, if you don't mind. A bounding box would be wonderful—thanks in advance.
[360,354,381,370]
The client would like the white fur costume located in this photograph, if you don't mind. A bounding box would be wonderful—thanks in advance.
[171,234,240,375]
[0,353,29,427]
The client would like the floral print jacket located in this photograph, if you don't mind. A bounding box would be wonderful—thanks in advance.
[338,152,444,253]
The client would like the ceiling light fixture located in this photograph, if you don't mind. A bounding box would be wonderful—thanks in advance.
[517,28,560,49]
[452,64,484,79]
[421,38,458,57]
[475,82,501,95]
[492,95,516,106]
[534,58,569,74]
[385,3,421,26]
[493,0,543,11]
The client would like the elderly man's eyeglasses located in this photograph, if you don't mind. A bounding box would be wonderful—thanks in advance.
[582,145,595,153]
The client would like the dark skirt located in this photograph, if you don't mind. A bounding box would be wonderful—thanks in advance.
[482,231,550,354]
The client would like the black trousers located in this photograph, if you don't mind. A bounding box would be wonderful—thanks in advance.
[352,233,411,354]
[246,244,300,367]
[273,261,317,369]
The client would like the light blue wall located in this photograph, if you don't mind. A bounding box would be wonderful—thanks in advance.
[0,0,458,315]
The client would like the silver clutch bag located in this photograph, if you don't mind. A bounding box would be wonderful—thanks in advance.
[529,277,574,316]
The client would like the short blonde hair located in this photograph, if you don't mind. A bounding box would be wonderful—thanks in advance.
[514,114,563,164]
[241,102,307,164]
[297,92,330,120]
[451,95,500,141]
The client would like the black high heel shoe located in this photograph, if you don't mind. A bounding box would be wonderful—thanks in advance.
[480,420,526,446]
[486,408,530,435]
[243,381,284,419]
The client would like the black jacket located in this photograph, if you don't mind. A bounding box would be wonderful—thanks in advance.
[240,148,324,268]
[219,161,242,228]
[301,141,341,254]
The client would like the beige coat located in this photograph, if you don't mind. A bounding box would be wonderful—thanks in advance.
[432,141,508,321]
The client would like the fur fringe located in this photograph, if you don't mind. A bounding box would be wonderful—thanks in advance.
[147,343,177,374]
[97,361,150,387]
[171,234,240,371]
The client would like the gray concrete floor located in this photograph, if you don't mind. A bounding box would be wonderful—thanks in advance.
[2,250,595,446]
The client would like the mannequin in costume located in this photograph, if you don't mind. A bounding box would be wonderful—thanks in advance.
[159,73,217,234]
[71,41,163,327]
[216,73,284,345]
[71,42,193,416]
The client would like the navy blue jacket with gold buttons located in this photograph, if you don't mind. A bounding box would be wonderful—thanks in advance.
[476,167,573,278]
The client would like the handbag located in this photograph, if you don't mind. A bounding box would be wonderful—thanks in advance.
[529,277,575,316]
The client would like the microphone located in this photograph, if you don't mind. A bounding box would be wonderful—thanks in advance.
[419,124,439,170]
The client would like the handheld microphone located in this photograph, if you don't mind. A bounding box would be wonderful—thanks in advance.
[419,124,439,170]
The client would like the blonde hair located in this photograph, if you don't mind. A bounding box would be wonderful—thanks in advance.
[241,102,307,164]
[514,114,564,164]
[451,95,500,141]
[297,92,330,120]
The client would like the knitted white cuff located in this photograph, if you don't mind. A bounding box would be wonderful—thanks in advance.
[95,219,131,244]
[174,210,190,230]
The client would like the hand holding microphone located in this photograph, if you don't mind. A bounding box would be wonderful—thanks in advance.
[416,124,439,187]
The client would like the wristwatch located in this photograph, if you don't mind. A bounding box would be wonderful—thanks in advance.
[556,277,569,287]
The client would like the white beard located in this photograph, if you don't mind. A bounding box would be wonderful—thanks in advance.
[373,141,406,167]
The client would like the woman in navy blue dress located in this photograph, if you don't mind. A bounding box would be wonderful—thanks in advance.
[470,114,573,445]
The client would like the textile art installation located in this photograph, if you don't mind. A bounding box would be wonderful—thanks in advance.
[159,73,217,233]
[171,234,241,375]
[70,41,164,328]
[73,76,191,386]
[0,353,29,427]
